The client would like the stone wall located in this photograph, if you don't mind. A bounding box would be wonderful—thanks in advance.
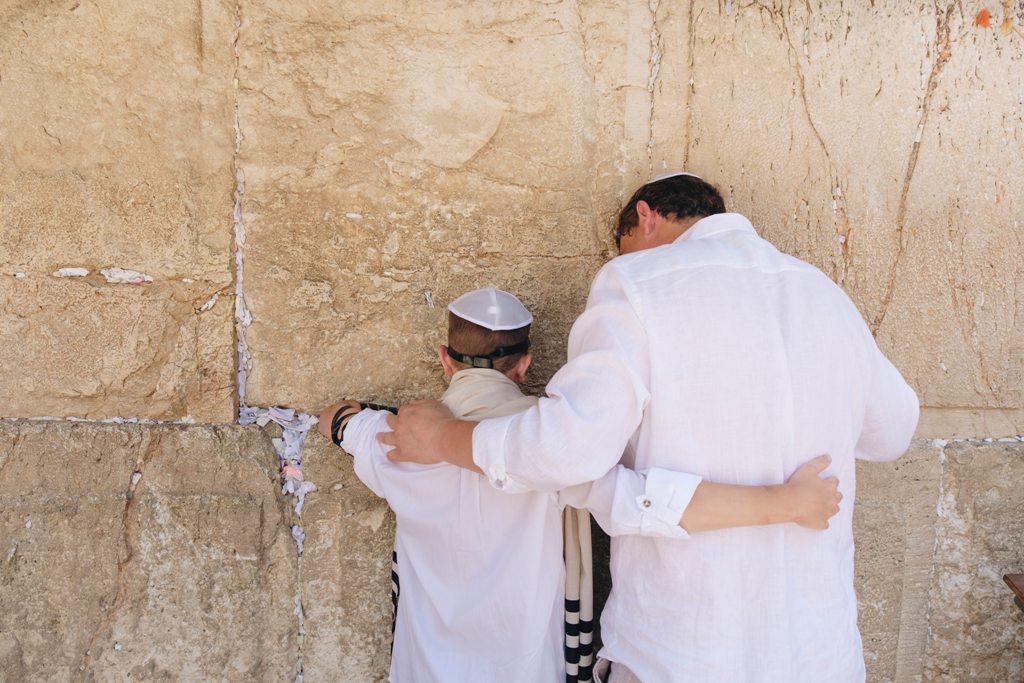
[1,1,1022,680]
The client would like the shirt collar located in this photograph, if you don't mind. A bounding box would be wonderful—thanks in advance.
[674,212,756,244]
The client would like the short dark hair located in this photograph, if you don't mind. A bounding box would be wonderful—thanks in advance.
[615,174,726,249]
[447,312,531,375]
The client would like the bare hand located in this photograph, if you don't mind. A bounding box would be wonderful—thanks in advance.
[785,455,842,530]
[378,400,456,465]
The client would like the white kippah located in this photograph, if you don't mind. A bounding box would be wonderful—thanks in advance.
[448,287,533,331]
[648,170,703,183]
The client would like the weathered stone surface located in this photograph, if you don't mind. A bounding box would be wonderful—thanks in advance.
[236,1,681,410]
[684,2,1024,436]
[0,421,298,681]
[854,442,943,683]
[0,0,236,281]
[0,276,235,422]
[923,440,1024,681]
[0,0,238,422]
[299,436,394,682]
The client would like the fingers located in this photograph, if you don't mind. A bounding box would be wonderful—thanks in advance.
[807,453,832,474]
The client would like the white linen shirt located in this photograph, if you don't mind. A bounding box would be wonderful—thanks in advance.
[342,368,701,683]
[473,213,920,682]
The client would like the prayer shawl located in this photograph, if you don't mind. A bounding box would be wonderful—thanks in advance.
[563,506,595,682]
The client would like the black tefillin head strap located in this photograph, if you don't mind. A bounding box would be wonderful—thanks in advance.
[446,339,530,369]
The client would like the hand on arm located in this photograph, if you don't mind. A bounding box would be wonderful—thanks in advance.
[378,400,482,474]
[679,455,841,533]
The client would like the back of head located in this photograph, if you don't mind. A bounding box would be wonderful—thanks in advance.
[616,172,726,245]
[446,287,532,375]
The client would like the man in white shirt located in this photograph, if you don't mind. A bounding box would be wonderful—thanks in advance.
[381,173,920,682]
[322,286,842,683]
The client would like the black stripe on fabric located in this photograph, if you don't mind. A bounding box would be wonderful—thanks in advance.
[390,549,399,647]
[564,598,581,612]
[565,622,580,637]
[565,649,580,665]
[578,618,593,632]
[579,642,593,657]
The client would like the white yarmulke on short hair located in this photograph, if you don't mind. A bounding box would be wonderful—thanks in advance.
[448,286,533,331]
[648,170,703,183]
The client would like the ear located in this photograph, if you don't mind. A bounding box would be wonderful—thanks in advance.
[635,200,658,237]
[508,352,533,385]
[438,345,456,377]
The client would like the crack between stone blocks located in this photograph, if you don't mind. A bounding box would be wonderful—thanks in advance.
[233,0,253,413]
[242,407,318,682]
[566,0,600,248]
[920,439,949,673]
[77,430,164,681]
[871,2,954,335]
[944,224,1003,405]
[774,4,852,283]
[645,0,664,172]
[682,3,698,167]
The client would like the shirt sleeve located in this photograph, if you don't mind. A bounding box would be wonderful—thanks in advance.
[339,409,393,498]
[472,262,652,493]
[855,342,920,462]
[557,465,701,539]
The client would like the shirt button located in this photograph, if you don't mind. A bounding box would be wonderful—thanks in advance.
[641,498,652,508]
[495,478,505,489]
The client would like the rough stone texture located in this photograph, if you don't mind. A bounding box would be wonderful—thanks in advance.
[0,0,237,420]
[923,440,1024,681]
[299,436,394,682]
[853,439,1024,682]
[0,277,236,422]
[235,0,685,411]
[684,1,1024,437]
[854,442,943,683]
[2,0,1024,680]
[0,420,298,681]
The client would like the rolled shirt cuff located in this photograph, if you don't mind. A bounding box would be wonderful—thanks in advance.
[636,468,702,539]
[471,415,531,494]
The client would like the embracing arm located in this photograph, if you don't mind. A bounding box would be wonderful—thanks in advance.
[382,263,649,492]
[560,454,841,538]
[682,455,840,531]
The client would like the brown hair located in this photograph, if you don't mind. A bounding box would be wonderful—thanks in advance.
[447,312,531,374]
[615,174,726,250]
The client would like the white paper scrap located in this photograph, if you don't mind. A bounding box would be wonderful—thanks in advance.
[53,267,90,277]
[101,267,154,284]
[291,525,305,555]
[198,293,219,312]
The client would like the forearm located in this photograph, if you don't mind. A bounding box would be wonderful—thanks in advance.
[438,419,482,474]
[680,481,793,533]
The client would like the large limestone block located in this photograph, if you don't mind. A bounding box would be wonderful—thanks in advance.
[0,0,236,282]
[923,440,1024,681]
[854,442,942,682]
[299,436,394,682]
[0,277,235,422]
[236,1,687,410]
[684,1,1024,436]
[0,421,298,682]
